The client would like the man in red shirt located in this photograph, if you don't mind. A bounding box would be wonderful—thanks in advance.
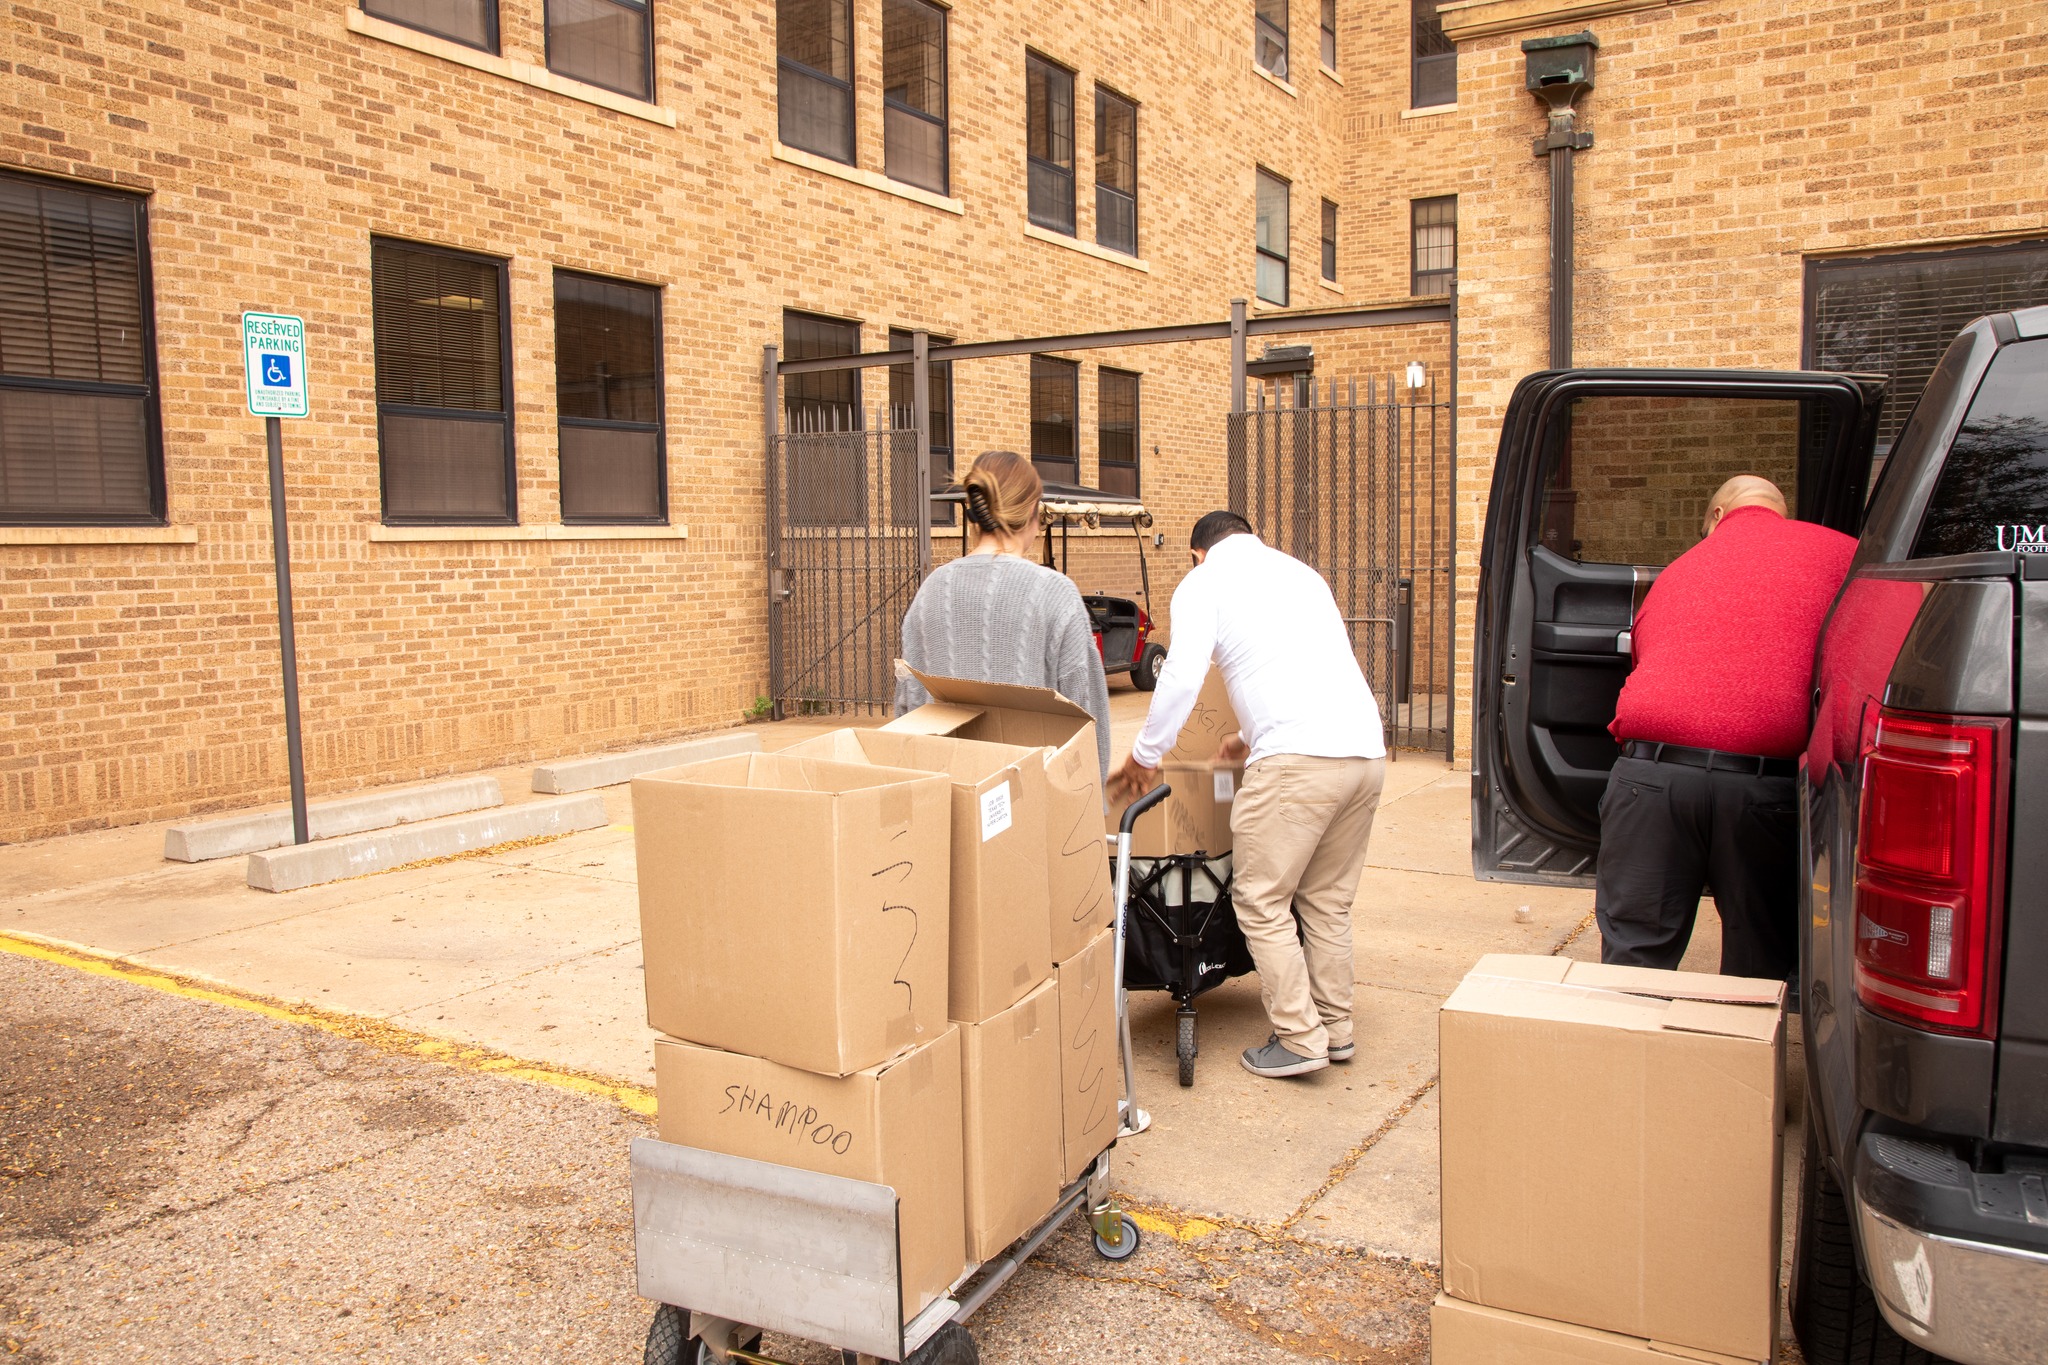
[1598,474,1856,980]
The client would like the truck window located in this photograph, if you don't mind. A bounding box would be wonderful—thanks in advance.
[1912,338,2048,558]
[1536,395,1805,566]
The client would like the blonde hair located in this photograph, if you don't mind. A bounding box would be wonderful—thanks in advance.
[958,451,1042,540]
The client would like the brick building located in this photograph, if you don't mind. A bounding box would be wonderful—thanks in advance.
[2,0,2041,841]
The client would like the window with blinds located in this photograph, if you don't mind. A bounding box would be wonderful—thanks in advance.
[782,310,864,526]
[545,0,652,101]
[1095,86,1138,258]
[1411,1,1455,109]
[1026,54,1076,236]
[363,0,497,53]
[1029,355,1079,484]
[1256,169,1289,306]
[371,239,515,524]
[1805,239,2048,457]
[887,327,953,527]
[882,0,947,195]
[1411,195,1455,296]
[0,170,164,525]
[555,271,663,524]
[778,0,854,164]
[1098,368,1140,499]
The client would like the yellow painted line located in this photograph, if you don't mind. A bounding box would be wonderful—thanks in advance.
[0,930,656,1118]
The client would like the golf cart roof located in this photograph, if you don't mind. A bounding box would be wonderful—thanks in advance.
[935,480,1153,529]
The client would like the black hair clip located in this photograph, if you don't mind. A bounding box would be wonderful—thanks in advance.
[964,483,998,532]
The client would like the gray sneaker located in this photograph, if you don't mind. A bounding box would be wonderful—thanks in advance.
[1241,1035,1329,1078]
[1328,1040,1355,1063]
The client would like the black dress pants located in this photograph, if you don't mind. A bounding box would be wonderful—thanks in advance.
[1593,755,1800,980]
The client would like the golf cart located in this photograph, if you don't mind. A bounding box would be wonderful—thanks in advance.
[938,481,1166,690]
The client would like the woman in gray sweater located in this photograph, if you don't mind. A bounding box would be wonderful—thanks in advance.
[894,450,1113,780]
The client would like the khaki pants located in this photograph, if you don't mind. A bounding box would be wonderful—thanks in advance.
[1229,754,1386,1059]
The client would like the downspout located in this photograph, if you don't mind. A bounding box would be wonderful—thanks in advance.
[1523,32,1597,370]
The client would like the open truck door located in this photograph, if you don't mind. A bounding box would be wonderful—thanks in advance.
[1472,369,1884,886]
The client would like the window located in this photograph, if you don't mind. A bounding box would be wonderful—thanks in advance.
[881,0,947,194]
[782,311,862,525]
[1255,0,1288,81]
[1029,356,1079,484]
[371,240,515,524]
[554,272,663,524]
[0,170,163,525]
[1320,0,1337,70]
[1255,169,1289,306]
[1098,369,1140,499]
[1320,198,1338,283]
[1411,195,1455,296]
[545,0,651,101]
[1411,0,1455,108]
[363,0,496,52]
[1094,87,1138,257]
[1805,240,2048,458]
[1914,339,2048,558]
[778,0,853,164]
[1026,54,1076,235]
[888,328,954,526]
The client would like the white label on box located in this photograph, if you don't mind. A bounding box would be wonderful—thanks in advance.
[1213,770,1236,802]
[979,782,1013,841]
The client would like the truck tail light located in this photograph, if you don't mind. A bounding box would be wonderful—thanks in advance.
[1853,709,2009,1037]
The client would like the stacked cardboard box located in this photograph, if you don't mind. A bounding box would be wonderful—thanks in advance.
[1103,669,1243,857]
[633,678,1125,1316]
[1434,955,1788,1365]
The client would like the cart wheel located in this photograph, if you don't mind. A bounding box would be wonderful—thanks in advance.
[642,1307,761,1365]
[1093,1213,1143,1262]
[1134,643,1166,691]
[1176,1012,1196,1088]
[907,1322,980,1365]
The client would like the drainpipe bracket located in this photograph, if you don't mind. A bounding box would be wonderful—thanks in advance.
[1532,129,1594,157]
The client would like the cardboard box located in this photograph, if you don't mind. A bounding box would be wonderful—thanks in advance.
[1439,955,1785,1361]
[653,1031,968,1322]
[786,728,1052,1024]
[1164,668,1240,762]
[1105,759,1243,856]
[1053,928,1119,1183]
[633,752,951,1077]
[957,976,1063,1261]
[1431,1295,1759,1365]
[885,669,1112,965]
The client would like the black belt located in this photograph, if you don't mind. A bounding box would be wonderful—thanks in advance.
[1622,740,1796,779]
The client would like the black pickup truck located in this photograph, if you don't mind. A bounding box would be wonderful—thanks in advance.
[1470,307,2048,1364]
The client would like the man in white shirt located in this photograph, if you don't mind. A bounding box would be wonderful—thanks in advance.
[1110,511,1387,1078]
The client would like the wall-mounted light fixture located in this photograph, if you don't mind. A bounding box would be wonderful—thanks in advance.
[1406,361,1428,389]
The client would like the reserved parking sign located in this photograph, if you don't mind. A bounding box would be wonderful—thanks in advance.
[242,311,309,418]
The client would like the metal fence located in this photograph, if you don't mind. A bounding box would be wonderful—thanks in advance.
[1229,376,1455,756]
[768,406,927,716]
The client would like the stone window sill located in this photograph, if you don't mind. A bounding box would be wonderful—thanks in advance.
[0,526,198,546]
[1319,65,1344,86]
[771,143,966,216]
[1438,0,1703,43]
[369,524,689,543]
[1402,103,1459,120]
[1318,277,1344,295]
[345,8,679,127]
[1021,222,1151,273]
[1252,62,1299,98]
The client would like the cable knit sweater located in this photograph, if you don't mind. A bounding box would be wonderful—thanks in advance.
[893,553,1114,780]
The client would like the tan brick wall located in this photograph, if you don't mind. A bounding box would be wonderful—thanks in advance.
[1,0,1453,839]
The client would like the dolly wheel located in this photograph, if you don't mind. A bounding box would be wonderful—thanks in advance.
[1176,1012,1197,1088]
[1093,1213,1143,1262]
[643,1307,761,1365]
[907,1322,980,1365]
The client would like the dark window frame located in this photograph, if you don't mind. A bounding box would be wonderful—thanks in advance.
[1411,194,1456,296]
[888,326,955,527]
[1029,354,1080,484]
[1320,197,1338,283]
[781,309,866,527]
[1255,167,1290,307]
[553,268,666,526]
[543,0,655,103]
[1026,51,1077,236]
[1319,0,1337,71]
[0,169,167,527]
[1411,0,1455,109]
[362,0,500,55]
[1255,0,1289,81]
[371,236,518,527]
[882,0,949,195]
[1097,366,1140,500]
[1094,84,1139,258]
[778,0,855,165]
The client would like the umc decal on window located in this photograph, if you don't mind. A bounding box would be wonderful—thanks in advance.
[1996,525,2048,553]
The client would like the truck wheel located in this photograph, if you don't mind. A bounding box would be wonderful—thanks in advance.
[1790,1109,1949,1365]
[907,1322,980,1365]
[1134,643,1166,691]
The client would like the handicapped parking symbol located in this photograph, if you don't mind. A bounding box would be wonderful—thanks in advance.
[260,353,292,387]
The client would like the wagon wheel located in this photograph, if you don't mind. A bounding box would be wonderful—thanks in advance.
[907,1322,980,1365]
[1176,1011,1197,1088]
[643,1306,761,1365]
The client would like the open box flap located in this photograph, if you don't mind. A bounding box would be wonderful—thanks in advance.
[901,668,1094,723]
[1563,960,1785,1008]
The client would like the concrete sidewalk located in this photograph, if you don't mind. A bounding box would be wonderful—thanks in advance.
[0,687,1743,1282]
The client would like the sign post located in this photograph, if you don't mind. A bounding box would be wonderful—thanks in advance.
[242,312,312,844]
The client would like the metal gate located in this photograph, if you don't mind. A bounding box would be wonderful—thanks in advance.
[1229,376,1455,756]
[767,406,928,717]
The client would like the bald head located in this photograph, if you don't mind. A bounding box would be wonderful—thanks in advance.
[1703,475,1787,537]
